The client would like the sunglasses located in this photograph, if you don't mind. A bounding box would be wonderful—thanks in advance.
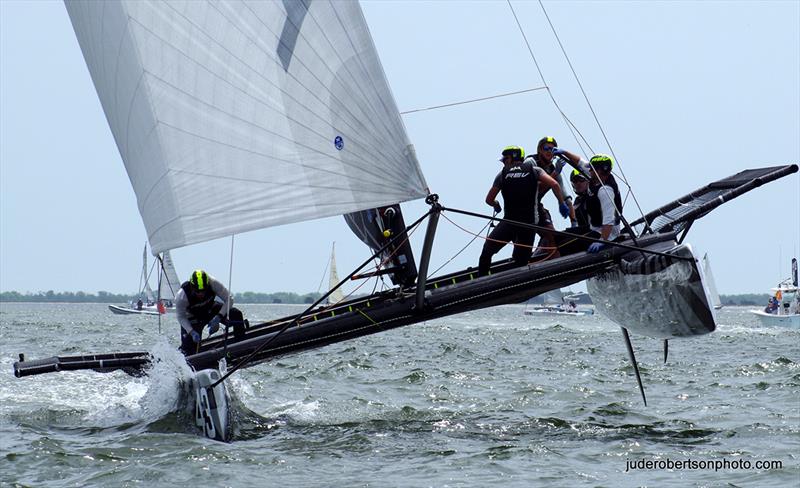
[541,146,555,152]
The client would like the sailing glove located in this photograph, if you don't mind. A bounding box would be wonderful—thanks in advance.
[551,148,566,156]
[190,330,201,343]
[207,314,222,334]
[587,242,606,253]
[558,201,570,219]
[493,201,502,214]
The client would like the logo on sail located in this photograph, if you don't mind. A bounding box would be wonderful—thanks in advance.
[334,135,344,150]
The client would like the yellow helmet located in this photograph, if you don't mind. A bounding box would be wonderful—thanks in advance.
[500,146,525,161]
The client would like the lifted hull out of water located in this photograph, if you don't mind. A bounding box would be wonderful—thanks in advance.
[588,243,716,339]
[16,233,692,378]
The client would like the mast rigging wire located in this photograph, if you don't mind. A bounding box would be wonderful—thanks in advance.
[536,0,648,224]
[400,87,547,115]
[506,0,594,159]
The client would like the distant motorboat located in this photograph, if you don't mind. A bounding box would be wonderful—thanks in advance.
[525,303,594,317]
[750,258,800,328]
[108,304,162,316]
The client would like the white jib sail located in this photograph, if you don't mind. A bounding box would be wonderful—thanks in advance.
[65,0,428,253]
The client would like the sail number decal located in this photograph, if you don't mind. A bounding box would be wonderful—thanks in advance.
[334,135,344,150]
[197,387,217,440]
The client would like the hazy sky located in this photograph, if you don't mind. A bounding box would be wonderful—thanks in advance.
[1,0,798,296]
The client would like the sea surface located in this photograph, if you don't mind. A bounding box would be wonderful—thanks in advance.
[1,303,798,487]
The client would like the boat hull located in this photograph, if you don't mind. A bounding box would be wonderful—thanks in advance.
[191,368,230,442]
[12,232,691,377]
[108,304,173,315]
[524,308,594,317]
[750,310,800,328]
[587,243,716,339]
[108,305,161,316]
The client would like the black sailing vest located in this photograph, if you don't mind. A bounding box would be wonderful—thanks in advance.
[586,176,623,227]
[180,281,217,319]
[573,192,592,228]
[500,161,539,223]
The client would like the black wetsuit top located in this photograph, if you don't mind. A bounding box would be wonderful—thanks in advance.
[493,162,543,223]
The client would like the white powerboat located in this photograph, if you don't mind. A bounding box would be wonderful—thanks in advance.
[750,258,800,327]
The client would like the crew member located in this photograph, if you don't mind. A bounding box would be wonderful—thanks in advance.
[557,168,597,255]
[585,154,624,253]
[523,137,574,257]
[478,146,567,276]
[175,269,247,355]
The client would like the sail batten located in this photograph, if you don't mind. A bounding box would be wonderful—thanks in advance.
[66,0,428,253]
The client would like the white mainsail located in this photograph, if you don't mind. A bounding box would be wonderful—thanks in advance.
[65,0,428,254]
[702,253,723,310]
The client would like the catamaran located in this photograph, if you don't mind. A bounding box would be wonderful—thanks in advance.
[12,1,797,441]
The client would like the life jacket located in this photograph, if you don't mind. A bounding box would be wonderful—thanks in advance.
[180,281,217,318]
[587,177,623,227]
[572,191,591,228]
[500,161,539,223]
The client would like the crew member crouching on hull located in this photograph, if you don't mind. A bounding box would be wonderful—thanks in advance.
[176,269,247,355]
[558,167,596,255]
[584,154,624,254]
[478,146,567,276]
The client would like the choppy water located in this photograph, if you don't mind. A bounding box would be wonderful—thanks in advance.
[1,303,798,487]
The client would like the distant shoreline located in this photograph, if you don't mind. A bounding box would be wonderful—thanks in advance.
[0,291,772,306]
[0,290,323,305]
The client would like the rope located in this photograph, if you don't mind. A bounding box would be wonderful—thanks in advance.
[400,87,547,115]
[429,217,491,277]
[441,206,692,261]
[210,209,434,388]
[439,212,563,263]
[311,218,426,317]
[537,0,648,224]
[506,0,594,160]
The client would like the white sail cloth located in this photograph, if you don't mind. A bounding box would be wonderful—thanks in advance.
[158,251,182,301]
[65,0,428,253]
[327,243,345,304]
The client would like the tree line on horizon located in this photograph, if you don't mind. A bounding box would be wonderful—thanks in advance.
[0,290,775,306]
[0,290,324,304]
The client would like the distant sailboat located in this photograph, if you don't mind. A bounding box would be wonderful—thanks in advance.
[702,254,723,310]
[109,244,179,315]
[327,243,345,305]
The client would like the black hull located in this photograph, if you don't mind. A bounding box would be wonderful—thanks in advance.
[15,233,676,378]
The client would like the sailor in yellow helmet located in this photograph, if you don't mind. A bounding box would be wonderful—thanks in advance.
[479,145,568,276]
[175,269,248,354]
[584,154,624,253]
[522,136,581,258]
